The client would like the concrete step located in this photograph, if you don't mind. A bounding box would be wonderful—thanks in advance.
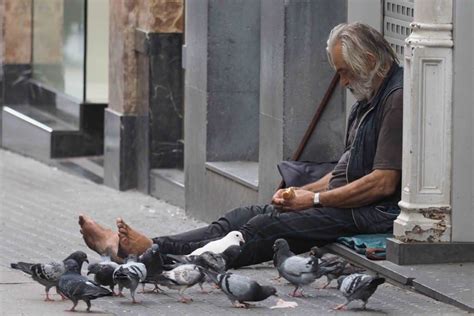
[205,161,259,191]
[198,161,259,222]
[150,168,185,209]
[55,156,104,184]
[1,105,103,162]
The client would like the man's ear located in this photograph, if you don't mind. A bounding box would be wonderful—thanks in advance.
[367,52,377,69]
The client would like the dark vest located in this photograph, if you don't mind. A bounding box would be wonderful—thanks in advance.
[346,63,403,207]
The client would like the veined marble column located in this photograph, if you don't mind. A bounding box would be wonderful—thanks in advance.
[394,0,454,242]
[104,0,184,190]
[1,0,32,106]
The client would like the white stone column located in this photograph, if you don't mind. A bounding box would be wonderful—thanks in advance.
[394,0,454,242]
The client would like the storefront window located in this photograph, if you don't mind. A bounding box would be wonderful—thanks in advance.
[32,0,108,103]
[32,0,85,101]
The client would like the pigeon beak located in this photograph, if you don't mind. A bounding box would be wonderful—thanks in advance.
[87,271,92,275]
[85,259,89,263]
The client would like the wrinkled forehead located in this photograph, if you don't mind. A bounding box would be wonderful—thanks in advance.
[330,41,350,73]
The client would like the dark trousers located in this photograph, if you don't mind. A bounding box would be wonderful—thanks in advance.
[153,204,397,268]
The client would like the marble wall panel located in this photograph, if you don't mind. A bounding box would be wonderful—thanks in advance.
[109,0,138,114]
[109,0,183,114]
[1,0,4,66]
[138,0,183,33]
[3,0,32,64]
[148,34,184,168]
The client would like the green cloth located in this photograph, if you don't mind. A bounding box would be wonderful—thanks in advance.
[336,234,392,260]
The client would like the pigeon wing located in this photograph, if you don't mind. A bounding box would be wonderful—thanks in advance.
[125,262,147,282]
[220,273,256,301]
[340,274,376,301]
[172,265,203,285]
[281,256,315,276]
[89,263,117,288]
[195,252,226,273]
[157,264,202,290]
[31,261,65,287]
[165,254,195,264]
[280,256,320,285]
[113,262,147,286]
[59,274,111,300]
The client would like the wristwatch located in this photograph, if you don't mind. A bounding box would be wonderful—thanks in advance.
[313,192,322,207]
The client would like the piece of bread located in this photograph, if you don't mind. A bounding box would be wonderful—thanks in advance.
[282,187,296,200]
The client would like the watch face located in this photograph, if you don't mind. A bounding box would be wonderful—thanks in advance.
[313,193,320,205]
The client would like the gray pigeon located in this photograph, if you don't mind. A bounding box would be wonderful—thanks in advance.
[138,244,164,293]
[273,239,328,297]
[58,259,112,312]
[10,251,89,301]
[335,273,385,310]
[272,242,295,281]
[156,264,205,303]
[167,245,242,273]
[309,248,365,289]
[112,255,147,303]
[195,245,242,272]
[164,246,242,294]
[203,268,277,308]
[87,257,119,294]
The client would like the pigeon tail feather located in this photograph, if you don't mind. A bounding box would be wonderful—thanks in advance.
[198,267,219,285]
[370,277,385,287]
[165,254,192,264]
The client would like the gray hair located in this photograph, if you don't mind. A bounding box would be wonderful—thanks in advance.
[326,23,398,79]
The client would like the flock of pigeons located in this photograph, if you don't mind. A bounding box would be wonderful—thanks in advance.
[10,230,386,312]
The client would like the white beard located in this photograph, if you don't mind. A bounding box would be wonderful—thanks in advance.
[347,84,371,101]
[347,68,378,101]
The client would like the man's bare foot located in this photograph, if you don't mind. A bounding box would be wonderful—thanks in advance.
[116,218,153,257]
[78,214,120,260]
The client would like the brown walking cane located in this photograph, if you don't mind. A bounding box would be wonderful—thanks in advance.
[277,73,340,190]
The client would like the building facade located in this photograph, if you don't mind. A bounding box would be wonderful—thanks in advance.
[1,0,472,264]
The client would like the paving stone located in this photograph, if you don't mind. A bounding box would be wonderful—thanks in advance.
[0,149,468,315]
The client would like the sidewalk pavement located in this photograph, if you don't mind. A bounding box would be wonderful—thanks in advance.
[0,148,469,315]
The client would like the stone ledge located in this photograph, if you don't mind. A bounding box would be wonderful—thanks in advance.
[205,161,259,191]
[325,242,474,313]
[387,238,474,265]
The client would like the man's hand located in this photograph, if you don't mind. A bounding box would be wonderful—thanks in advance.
[272,189,315,212]
[272,189,286,205]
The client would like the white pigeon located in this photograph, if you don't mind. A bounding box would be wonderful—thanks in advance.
[189,231,245,256]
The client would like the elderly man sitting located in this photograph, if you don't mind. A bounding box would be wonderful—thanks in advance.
[79,22,403,268]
